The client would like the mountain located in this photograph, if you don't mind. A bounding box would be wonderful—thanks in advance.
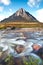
[1,8,39,22]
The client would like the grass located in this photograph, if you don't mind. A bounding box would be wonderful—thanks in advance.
[0,22,43,29]
[3,54,43,65]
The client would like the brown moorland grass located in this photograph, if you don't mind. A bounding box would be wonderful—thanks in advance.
[0,21,43,28]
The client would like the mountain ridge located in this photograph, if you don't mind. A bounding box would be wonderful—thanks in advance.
[1,8,39,22]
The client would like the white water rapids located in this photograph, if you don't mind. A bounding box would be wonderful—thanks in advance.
[0,30,43,57]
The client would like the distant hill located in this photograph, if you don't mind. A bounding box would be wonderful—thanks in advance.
[1,8,39,22]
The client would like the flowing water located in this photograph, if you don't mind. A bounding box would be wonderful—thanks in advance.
[0,29,43,65]
[0,29,43,57]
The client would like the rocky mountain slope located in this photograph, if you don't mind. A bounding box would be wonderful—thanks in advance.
[1,8,38,22]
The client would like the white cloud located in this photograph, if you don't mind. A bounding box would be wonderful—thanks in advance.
[0,15,5,21]
[0,0,11,5]
[0,6,4,12]
[0,9,13,21]
[27,0,41,7]
[35,9,43,23]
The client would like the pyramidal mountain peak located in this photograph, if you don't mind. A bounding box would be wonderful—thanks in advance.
[1,8,39,22]
[15,8,26,16]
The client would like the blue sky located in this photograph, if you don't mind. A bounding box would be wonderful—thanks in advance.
[0,0,43,22]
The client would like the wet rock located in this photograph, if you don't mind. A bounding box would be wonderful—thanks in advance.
[15,45,25,54]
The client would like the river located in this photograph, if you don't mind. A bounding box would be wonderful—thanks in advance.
[0,29,43,57]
